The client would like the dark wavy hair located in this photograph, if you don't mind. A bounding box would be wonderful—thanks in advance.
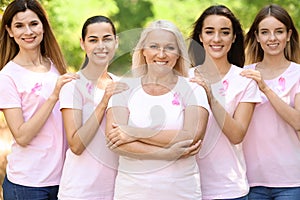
[188,5,245,68]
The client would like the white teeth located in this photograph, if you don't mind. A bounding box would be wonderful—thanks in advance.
[155,61,167,65]
[95,52,107,57]
[23,38,35,42]
[268,44,279,47]
[211,45,222,50]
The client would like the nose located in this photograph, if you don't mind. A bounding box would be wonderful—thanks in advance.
[24,25,33,34]
[269,32,277,40]
[157,47,166,58]
[213,33,221,42]
[97,41,106,49]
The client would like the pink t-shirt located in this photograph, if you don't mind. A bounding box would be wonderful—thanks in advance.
[243,62,300,187]
[189,65,261,199]
[109,76,209,200]
[58,71,118,200]
[0,61,67,187]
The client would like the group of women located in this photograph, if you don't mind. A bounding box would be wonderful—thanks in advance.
[0,0,300,200]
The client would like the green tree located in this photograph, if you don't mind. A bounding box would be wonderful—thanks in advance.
[109,0,154,75]
[1,0,300,74]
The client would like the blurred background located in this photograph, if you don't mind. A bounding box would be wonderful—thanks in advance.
[1,0,300,199]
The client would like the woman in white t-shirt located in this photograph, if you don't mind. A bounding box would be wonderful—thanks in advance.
[57,16,128,200]
[105,20,209,200]
[188,5,261,200]
[241,4,300,199]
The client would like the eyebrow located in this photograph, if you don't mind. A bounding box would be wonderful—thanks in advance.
[204,27,231,30]
[259,27,285,31]
[87,34,114,39]
[13,19,39,24]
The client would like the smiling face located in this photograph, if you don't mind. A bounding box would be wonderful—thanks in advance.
[6,9,44,52]
[142,29,180,76]
[256,16,292,58]
[199,14,235,62]
[80,22,118,67]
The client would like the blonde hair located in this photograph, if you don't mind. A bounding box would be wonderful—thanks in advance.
[132,20,190,77]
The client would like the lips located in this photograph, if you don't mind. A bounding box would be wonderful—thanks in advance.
[267,43,279,47]
[155,61,168,65]
[94,52,108,57]
[210,45,223,50]
[22,37,36,42]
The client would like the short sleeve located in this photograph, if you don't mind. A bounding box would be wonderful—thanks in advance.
[108,89,129,109]
[0,74,21,109]
[185,82,210,111]
[59,80,82,110]
[240,79,261,103]
[107,77,139,109]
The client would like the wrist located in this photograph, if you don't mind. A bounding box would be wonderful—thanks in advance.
[261,86,272,94]
[48,94,59,102]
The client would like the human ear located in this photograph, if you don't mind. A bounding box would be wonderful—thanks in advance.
[80,38,85,51]
[198,34,203,43]
[5,25,13,37]
[115,36,119,49]
[232,34,236,43]
[287,29,292,42]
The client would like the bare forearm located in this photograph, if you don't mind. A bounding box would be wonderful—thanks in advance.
[123,126,190,147]
[111,141,174,160]
[69,100,108,155]
[264,88,300,131]
[210,98,248,144]
[13,95,58,146]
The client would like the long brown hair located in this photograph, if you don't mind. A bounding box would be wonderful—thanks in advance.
[0,0,67,74]
[245,4,300,64]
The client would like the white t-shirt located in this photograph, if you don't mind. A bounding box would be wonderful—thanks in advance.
[109,76,209,200]
[58,71,119,200]
[190,65,261,199]
[0,61,67,187]
[243,62,300,187]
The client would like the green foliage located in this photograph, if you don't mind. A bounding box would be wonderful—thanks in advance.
[42,0,119,70]
[111,0,154,32]
[1,0,300,74]
[109,0,154,75]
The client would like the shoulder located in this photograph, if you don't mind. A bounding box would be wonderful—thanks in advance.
[108,72,119,81]
[289,62,300,71]
[243,63,256,69]
[188,67,197,77]
[118,77,141,88]
[230,65,257,86]
[177,76,206,94]
[0,61,19,74]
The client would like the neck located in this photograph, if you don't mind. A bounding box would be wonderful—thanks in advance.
[82,64,109,81]
[14,50,44,66]
[198,56,231,82]
[143,71,177,86]
[259,54,289,69]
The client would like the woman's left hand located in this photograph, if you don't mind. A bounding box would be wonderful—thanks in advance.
[240,69,269,93]
[190,69,213,104]
[106,123,137,149]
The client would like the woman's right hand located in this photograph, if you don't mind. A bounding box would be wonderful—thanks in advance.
[102,81,129,105]
[163,139,202,160]
[51,73,79,100]
[240,69,270,93]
